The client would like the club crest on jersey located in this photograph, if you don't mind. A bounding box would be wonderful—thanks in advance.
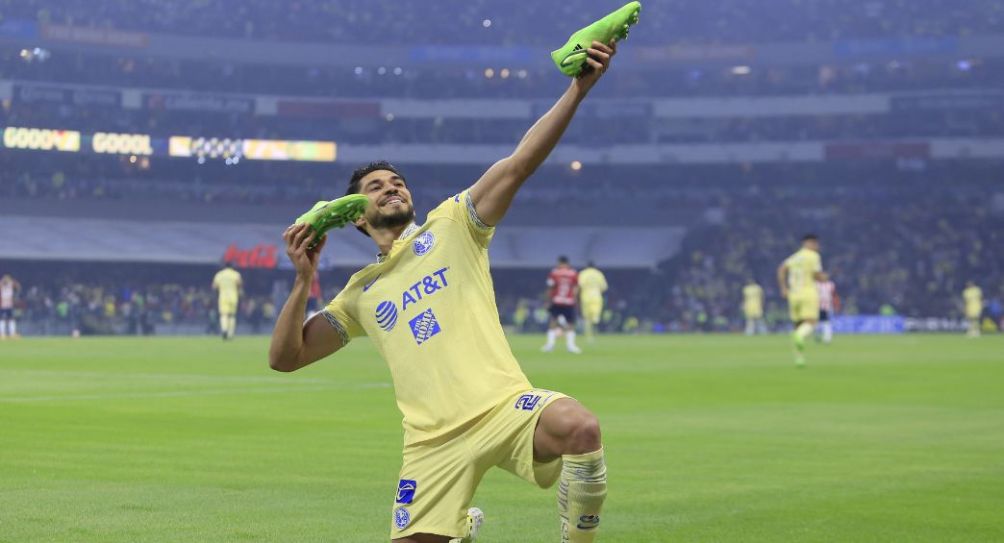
[408,309,442,345]
[396,479,417,504]
[375,301,399,332]
[413,231,436,256]
[393,507,411,530]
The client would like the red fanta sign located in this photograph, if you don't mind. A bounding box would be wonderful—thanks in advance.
[223,244,279,269]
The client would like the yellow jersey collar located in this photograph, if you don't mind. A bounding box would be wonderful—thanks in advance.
[377,222,420,263]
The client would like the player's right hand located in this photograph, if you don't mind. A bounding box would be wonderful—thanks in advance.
[283,223,327,280]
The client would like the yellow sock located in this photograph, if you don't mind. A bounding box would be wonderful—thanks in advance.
[558,448,606,543]
[795,322,814,342]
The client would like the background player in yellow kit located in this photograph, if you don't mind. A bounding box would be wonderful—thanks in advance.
[269,40,619,543]
[963,281,983,338]
[742,278,765,336]
[578,262,608,343]
[777,234,824,366]
[212,262,243,341]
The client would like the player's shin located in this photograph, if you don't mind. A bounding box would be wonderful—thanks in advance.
[543,329,558,351]
[565,330,579,352]
[795,322,814,343]
[822,322,833,343]
[558,448,607,543]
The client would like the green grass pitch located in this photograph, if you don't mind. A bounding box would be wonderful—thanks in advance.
[2,334,1002,542]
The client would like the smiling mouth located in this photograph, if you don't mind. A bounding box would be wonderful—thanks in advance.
[382,197,405,206]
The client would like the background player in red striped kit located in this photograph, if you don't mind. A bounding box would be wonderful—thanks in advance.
[542,256,581,354]
[816,272,841,344]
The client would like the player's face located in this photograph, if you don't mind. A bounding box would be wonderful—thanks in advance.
[805,239,820,252]
[356,170,415,230]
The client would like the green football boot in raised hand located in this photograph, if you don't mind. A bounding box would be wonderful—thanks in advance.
[294,193,369,247]
[551,1,641,77]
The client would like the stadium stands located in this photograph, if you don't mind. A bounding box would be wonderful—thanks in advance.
[1,0,1002,335]
[4,0,1002,45]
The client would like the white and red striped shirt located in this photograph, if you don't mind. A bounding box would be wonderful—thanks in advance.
[547,267,579,307]
[0,281,15,309]
[817,280,840,313]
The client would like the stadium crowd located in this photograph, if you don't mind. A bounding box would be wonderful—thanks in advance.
[5,168,1002,336]
[12,281,279,336]
[4,84,1003,146]
[5,46,1000,100]
[3,0,1001,45]
[645,182,1004,330]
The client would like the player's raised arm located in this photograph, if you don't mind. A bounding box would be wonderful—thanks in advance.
[468,41,617,226]
[268,224,343,372]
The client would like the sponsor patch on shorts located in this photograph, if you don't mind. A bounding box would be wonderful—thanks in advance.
[396,479,417,504]
[394,506,411,530]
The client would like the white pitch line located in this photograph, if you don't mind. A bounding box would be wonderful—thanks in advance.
[0,369,333,384]
[0,382,391,403]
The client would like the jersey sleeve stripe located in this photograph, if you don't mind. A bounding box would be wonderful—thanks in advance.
[465,191,492,231]
[320,310,351,346]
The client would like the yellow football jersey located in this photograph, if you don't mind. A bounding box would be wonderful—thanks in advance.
[743,284,763,316]
[324,191,532,444]
[578,267,608,304]
[783,248,822,294]
[213,268,242,301]
[964,286,983,313]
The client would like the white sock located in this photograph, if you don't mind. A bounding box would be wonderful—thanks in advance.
[745,319,754,336]
[565,330,579,351]
[9,320,15,336]
[559,448,607,543]
[544,329,557,349]
[0,319,7,337]
[228,317,237,338]
[822,322,832,343]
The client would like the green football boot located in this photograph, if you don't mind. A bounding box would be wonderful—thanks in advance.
[551,1,641,77]
[295,193,369,246]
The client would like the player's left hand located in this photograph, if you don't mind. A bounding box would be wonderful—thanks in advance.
[574,40,616,92]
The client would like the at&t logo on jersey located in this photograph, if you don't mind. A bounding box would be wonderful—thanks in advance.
[413,231,436,256]
[401,268,449,311]
[375,301,399,332]
[374,268,450,338]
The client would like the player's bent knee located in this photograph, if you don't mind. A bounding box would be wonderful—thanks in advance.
[568,412,602,454]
